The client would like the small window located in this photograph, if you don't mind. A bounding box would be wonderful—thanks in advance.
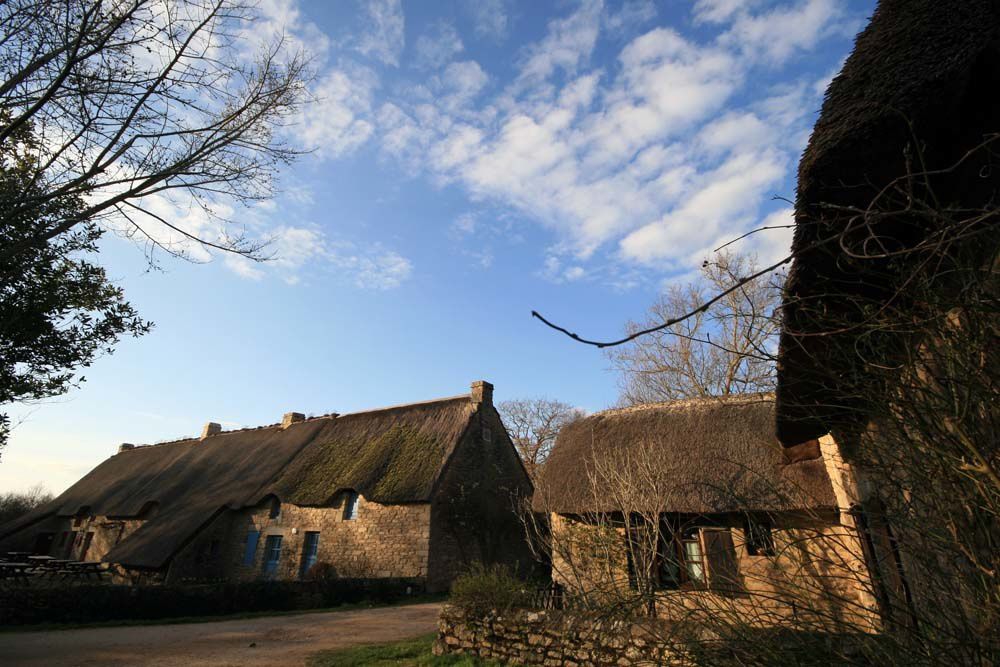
[300,532,320,578]
[343,492,360,521]
[263,535,283,576]
[268,497,281,520]
[482,426,492,443]
[681,528,705,585]
[656,523,682,590]
[243,530,260,566]
[745,516,775,556]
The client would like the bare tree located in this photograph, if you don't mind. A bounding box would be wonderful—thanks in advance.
[498,398,584,481]
[607,251,781,405]
[0,484,53,525]
[0,0,311,266]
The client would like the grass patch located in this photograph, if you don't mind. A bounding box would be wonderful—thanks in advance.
[0,595,444,633]
[306,633,503,667]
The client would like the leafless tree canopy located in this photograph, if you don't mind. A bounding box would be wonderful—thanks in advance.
[0,0,311,265]
[607,251,781,405]
[498,398,584,481]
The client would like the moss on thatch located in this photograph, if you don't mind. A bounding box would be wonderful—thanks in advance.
[1,393,480,569]
[271,397,475,506]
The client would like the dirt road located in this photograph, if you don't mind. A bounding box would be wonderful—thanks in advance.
[0,602,443,667]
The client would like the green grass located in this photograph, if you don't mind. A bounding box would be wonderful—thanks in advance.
[306,633,504,667]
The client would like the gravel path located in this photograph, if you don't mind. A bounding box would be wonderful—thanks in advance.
[0,602,443,667]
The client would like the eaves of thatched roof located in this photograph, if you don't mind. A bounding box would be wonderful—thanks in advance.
[1,391,482,569]
[533,394,836,516]
[776,0,1000,446]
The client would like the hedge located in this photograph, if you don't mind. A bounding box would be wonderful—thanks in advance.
[0,577,423,626]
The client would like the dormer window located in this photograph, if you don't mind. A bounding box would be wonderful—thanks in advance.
[343,491,360,521]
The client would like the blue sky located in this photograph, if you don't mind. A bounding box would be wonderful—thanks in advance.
[1,0,876,494]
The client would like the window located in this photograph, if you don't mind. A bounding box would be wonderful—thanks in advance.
[745,516,775,556]
[343,492,360,520]
[656,523,682,590]
[300,532,320,578]
[242,530,260,566]
[268,497,281,520]
[482,426,492,443]
[682,529,705,585]
[263,535,283,576]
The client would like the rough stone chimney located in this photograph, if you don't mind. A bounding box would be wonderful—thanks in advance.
[201,422,222,440]
[470,380,494,407]
[282,412,305,428]
[118,443,135,454]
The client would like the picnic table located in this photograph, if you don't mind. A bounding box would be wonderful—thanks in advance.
[65,561,107,580]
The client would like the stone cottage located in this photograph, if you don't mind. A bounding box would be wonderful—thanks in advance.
[0,381,533,590]
[532,394,882,631]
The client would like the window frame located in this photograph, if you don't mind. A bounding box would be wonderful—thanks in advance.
[343,491,360,521]
[744,515,776,557]
[652,520,708,591]
[262,534,283,576]
[300,531,321,578]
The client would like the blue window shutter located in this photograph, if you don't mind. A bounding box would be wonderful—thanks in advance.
[243,530,259,566]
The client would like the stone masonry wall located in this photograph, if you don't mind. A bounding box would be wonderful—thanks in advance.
[428,404,536,591]
[434,605,686,667]
[550,513,880,632]
[166,496,431,584]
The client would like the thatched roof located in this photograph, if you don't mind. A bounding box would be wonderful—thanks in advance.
[1,391,482,569]
[533,395,836,516]
[269,396,475,505]
[776,0,1000,446]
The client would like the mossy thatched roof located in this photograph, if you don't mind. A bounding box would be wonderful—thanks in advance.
[533,395,836,516]
[269,396,475,505]
[1,393,479,569]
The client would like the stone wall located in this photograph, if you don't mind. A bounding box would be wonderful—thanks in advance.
[434,605,685,666]
[550,513,881,632]
[166,496,432,585]
[428,404,537,590]
[434,605,880,666]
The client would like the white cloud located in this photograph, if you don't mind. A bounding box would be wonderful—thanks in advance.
[692,0,753,24]
[721,0,842,66]
[359,0,848,282]
[295,66,378,159]
[619,150,787,264]
[465,0,511,41]
[357,0,405,67]
[333,246,413,289]
[415,22,464,69]
[603,0,657,37]
[515,0,603,86]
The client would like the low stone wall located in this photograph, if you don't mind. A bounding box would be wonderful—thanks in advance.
[433,605,685,666]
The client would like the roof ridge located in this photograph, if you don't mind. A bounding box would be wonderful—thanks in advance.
[124,396,471,450]
[594,392,775,419]
[336,394,471,418]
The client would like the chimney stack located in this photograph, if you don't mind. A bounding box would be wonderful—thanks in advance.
[470,380,493,406]
[201,422,222,440]
[118,443,135,454]
[282,412,305,428]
